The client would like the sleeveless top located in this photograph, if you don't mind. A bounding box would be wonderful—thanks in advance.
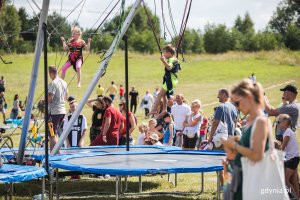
[68,40,85,63]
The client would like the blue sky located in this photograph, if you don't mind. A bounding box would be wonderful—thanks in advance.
[14,0,282,34]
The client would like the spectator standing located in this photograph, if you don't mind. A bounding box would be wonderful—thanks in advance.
[221,79,270,200]
[142,90,153,117]
[91,96,123,145]
[48,66,68,150]
[86,97,105,143]
[63,101,88,147]
[106,81,118,101]
[10,94,20,119]
[96,84,104,97]
[119,101,136,145]
[119,84,125,100]
[196,115,208,149]
[0,76,5,92]
[277,114,299,199]
[208,89,238,147]
[129,86,139,114]
[265,84,299,142]
[0,92,7,123]
[183,100,203,150]
[162,112,175,146]
[171,94,191,148]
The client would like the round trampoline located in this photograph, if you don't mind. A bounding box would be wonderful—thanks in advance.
[0,164,46,183]
[50,151,224,175]
[49,150,225,199]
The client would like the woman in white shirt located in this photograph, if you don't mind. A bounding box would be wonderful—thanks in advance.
[183,99,203,150]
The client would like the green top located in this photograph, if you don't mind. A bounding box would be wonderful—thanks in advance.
[234,125,269,167]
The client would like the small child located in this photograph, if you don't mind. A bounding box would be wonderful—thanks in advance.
[145,118,161,145]
[278,114,299,199]
[162,112,175,146]
[60,26,91,88]
[149,45,180,116]
[137,122,148,145]
[149,133,163,146]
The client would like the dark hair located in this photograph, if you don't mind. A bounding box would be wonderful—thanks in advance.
[48,65,58,74]
[163,112,172,119]
[163,44,176,55]
[14,94,19,101]
[103,96,113,104]
[219,89,229,98]
[111,81,114,84]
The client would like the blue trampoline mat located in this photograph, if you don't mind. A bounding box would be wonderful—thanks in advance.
[50,151,225,176]
[0,145,181,161]
[0,164,47,183]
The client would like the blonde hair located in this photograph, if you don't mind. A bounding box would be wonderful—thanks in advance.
[71,26,82,39]
[148,118,157,126]
[191,99,201,108]
[231,79,264,106]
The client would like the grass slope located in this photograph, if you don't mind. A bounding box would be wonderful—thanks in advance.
[0,50,299,199]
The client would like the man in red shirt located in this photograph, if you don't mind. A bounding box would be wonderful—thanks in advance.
[119,84,125,100]
[91,96,123,145]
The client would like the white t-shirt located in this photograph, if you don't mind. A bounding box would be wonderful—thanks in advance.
[137,132,146,145]
[63,114,88,147]
[142,94,153,109]
[48,76,67,115]
[154,141,163,146]
[184,113,203,134]
[283,128,299,160]
[171,103,191,130]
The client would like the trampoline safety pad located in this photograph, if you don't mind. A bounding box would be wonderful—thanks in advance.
[50,151,225,176]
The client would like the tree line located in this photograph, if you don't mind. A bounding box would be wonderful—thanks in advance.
[0,0,299,54]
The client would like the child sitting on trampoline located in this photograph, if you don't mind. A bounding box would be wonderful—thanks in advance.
[149,44,180,116]
[60,26,91,88]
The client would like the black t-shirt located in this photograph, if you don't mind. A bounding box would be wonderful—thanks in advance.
[92,105,104,127]
[129,90,139,104]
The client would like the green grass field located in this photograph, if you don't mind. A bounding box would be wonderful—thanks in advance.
[0,50,299,199]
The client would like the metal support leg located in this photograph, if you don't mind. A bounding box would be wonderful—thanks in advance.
[9,182,13,200]
[216,171,220,200]
[42,177,45,200]
[139,175,142,193]
[49,169,54,200]
[175,173,178,187]
[116,176,119,200]
[199,173,204,194]
[56,169,59,200]
[167,173,170,182]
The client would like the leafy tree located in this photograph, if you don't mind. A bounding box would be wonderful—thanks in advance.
[0,5,21,53]
[269,0,300,35]
[203,24,234,53]
[234,15,243,33]
[241,12,255,34]
[18,7,38,41]
[284,23,300,50]
[256,31,279,50]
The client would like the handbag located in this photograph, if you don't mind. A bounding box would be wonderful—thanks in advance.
[241,117,289,200]
[213,105,228,147]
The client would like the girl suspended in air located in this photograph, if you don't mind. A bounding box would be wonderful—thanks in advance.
[60,26,91,88]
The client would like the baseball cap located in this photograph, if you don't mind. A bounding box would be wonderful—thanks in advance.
[280,84,298,94]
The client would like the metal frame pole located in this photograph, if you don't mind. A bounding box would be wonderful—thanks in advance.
[122,35,130,151]
[17,0,50,164]
[51,0,143,155]
[43,22,49,174]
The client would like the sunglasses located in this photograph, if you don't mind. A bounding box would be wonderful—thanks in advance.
[233,99,242,107]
